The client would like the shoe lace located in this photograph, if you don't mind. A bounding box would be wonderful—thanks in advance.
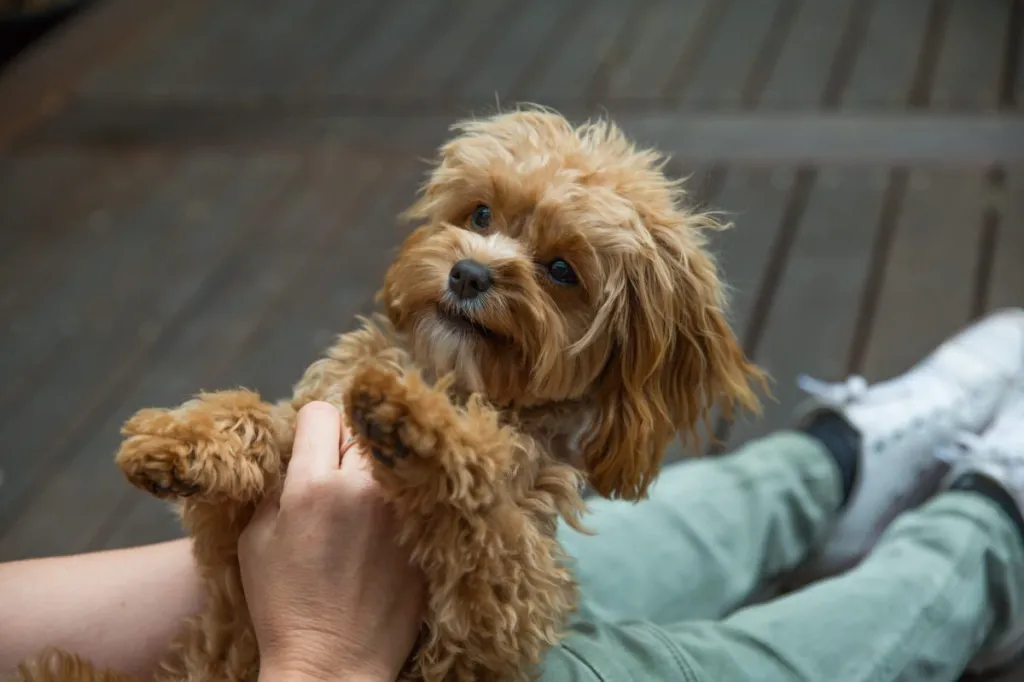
[797,374,870,405]
[798,363,982,410]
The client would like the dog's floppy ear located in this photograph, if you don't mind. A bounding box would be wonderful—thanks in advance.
[579,211,764,501]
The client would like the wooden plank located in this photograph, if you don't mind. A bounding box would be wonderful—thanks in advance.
[0,0,206,149]
[604,0,707,102]
[0,157,298,548]
[521,0,637,104]
[326,0,452,96]
[0,158,235,412]
[455,0,576,103]
[758,0,859,108]
[677,0,783,109]
[382,0,516,101]
[691,168,796,454]
[110,1,384,100]
[709,169,797,346]
[96,163,424,554]
[91,2,237,98]
[0,153,92,263]
[0,156,310,559]
[626,113,1024,165]
[23,109,1024,165]
[0,154,164,322]
[0,157,170,415]
[177,0,329,97]
[931,0,1011,111]
[987,171,1024,311]
[860,169,986,381]
[727,168,889,447]
[1015,1,1024,108]
[842,0,934,107]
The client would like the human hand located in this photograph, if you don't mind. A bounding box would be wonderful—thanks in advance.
[239,401,425,682]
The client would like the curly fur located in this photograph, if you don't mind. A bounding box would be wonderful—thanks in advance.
[12,107,763,682]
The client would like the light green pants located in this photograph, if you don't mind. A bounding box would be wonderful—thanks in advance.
[543,431,1024,682]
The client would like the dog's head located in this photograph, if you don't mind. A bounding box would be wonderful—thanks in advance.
[380,108,763,500]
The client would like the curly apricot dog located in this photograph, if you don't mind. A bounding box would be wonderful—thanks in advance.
[15,108,762,682]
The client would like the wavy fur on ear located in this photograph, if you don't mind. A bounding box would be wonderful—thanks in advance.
[581,199,764,501]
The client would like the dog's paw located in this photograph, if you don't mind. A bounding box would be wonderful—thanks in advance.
[345,364,440,473]
[116,409,205,499]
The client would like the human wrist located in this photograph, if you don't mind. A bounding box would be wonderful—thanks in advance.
[259,648,393,682]
[259,670,389,682]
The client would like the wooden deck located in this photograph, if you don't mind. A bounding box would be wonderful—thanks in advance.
[0,0,1022,675]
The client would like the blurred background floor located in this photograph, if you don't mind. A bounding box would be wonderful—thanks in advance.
[0,2,1021,674]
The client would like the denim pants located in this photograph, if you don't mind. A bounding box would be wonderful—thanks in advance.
[542,432,1024,682]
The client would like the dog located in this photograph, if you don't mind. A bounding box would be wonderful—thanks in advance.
[15,107,762,682]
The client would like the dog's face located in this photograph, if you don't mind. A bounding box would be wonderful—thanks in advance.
[381,109,762,499]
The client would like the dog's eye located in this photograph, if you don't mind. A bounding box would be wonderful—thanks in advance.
[470,205,492,230]
[547,258,578,285]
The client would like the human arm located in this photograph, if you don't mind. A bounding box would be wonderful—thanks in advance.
[0,538,204,679]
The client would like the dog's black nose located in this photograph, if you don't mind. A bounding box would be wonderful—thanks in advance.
[448,259,493,300]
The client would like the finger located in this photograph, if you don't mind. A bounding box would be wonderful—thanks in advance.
[285,401,343,491]
[239,488,280,550]
[339,441,373,477]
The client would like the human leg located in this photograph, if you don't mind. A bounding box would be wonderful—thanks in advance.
[647,370,1024,682]
[561,309,1024,628]
[559,431,842,625]
[633,489,1024,682]
[544,311,1024,682]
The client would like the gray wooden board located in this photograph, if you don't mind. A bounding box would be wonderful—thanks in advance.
[0,154,92,265]
[522,0,637,104]
[455,0,576,103]
[0,155,162,318]
[1017,10,1024,107]
[987,171,1024,312]
[0,158,235,409]
[696,167,797,450]
[0,159,315,559]
[727,168,889,448]
[604,0,707,101]
[678,0,782,109]
[930,0,1011,110]
[0,157,169,397]
[256,0,390,100]
[0,160,242,418]
[0,158,298,551]
[841,0,933,108]
[708,168,797,339]
[758,0,857,108]
[110,2,240,99]
[326,0,452,96]
[860,168,987,382]
[173,0,335,98]
[383,0,516,101]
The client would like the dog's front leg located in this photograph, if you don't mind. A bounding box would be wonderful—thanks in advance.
[115,389,293,505]
[344,363,583,682]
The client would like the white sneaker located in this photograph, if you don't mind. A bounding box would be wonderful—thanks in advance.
[792,308,1024,580]
[937,374,1024,674]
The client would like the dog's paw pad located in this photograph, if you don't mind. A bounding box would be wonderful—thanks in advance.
[349,391,414,463]
[117,436,207,500]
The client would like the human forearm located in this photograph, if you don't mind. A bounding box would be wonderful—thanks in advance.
[0,539,203,679]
